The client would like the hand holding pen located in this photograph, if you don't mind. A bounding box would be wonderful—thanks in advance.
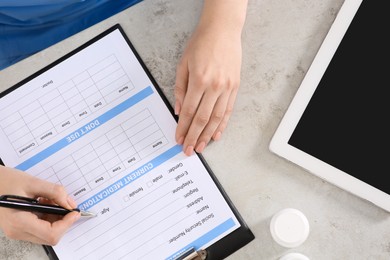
[0,166,93,245]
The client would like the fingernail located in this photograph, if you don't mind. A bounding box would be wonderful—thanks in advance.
[177,136,184,145]
[185,146,194,156]
[174,100,181,115]
[67,196,77,208]
[74,212,81,221]
[195,142,206,153]
[213,131,222,141]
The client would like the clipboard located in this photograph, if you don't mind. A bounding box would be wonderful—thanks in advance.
[0,24,254,260]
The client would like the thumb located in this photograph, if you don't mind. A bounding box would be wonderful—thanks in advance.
[174,56,189,116]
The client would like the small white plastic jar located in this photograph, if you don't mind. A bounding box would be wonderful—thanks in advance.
[279,252,310,260]
[269,208,310,248]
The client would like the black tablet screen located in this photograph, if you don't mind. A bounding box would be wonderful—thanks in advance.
[288,1,389,194]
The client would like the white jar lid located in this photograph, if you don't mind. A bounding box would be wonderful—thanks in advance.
[270,208,310,248]
[279,252,310,260]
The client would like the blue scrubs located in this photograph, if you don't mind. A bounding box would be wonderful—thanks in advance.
[0,0,142,70]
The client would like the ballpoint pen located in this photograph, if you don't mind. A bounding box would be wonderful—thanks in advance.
[0,194,97,217]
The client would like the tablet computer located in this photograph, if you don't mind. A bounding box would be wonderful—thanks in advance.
[269,0,390,212]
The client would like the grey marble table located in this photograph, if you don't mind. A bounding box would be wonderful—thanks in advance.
[1,0,389,259]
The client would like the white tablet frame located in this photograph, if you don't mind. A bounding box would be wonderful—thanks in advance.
[269,0,390,213]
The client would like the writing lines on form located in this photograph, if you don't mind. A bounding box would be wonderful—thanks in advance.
[0,54,135,157]
[34,108,169,200]
[59,156,224,260]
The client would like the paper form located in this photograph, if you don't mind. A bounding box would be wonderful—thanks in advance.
[0,27,240,260]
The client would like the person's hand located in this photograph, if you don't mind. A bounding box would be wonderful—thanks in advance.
[174,0,247,156]
[0,166,80,245]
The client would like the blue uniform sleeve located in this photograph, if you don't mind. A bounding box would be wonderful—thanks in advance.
[0,0,143,70]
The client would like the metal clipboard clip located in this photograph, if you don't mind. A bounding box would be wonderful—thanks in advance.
[174,247,207,260]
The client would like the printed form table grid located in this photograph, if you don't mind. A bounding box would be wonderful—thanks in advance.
[34,108,168,199]
[0,55,135,157]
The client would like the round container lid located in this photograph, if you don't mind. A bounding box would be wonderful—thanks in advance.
[270,208,310,248]
[279,252,310,260]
